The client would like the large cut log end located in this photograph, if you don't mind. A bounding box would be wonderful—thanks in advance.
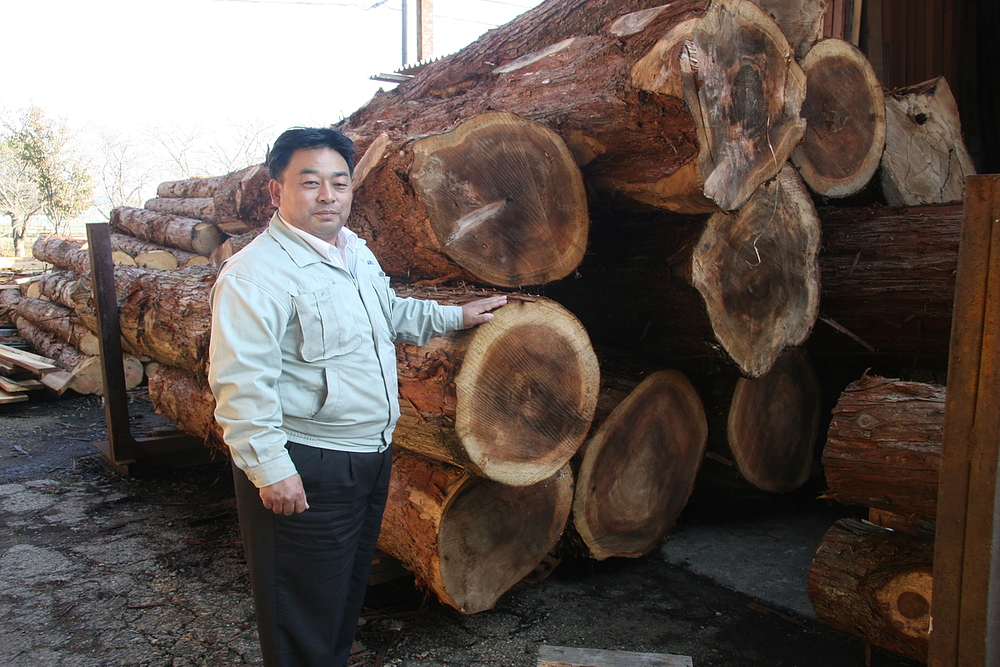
[410,112,589,287]
[573,370,707,560]
[727,348,820,492]
[380,452,573,614]
[791,38,886,198]
[692,165,820,377]
[455,297,600,486]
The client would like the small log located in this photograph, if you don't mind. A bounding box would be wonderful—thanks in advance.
[350,112,589,287]
[208,229,265,267]
[395,289,599,486]
[809,518,932,662]
[110,207,224,257]
[155,164,273,225]
[824,375,943,521]
[378,450,574,614]
[109,232,205,269]
[145,362,225,449]
[570,367,707,560]
[24,271,80,310]
[629,0,806,211]
[16,296,100,356]
[790,38,886,198]
[13,317,102,395]
[881,77,977,206]
[0,289,19,323]
[32,234,131,274]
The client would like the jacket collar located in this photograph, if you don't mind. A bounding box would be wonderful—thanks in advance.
[266,212,367,269]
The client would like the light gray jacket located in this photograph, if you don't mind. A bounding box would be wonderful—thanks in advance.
[208,214,463,487]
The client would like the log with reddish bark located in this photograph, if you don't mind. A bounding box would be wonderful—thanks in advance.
[13,316,142,395]
[109,233,209,269]
[823,375,943,522]
[0,289,20,324]
[20,271,79,308]
[110,207,224,257]
[32,234,134,274]
[569,365,707,560]
[881,77,977,207]
[145,362,225,449]
[809,518,933,662]
[15,296,100,357]
[790,38,886,198]
[209,229,265,267]
[378,450,573,613]
[545,164,820,379]
[343,112,590,287]
[72,265,217,373]
[628,0,807,212]
[153,164,273,231]
[811,203,962,371]
[395,288,599,486]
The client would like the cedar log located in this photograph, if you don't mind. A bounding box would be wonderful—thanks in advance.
[809,518,932,662]
[378,450,574,614]
[823,375,943,522]
[110,207,224,257]
[145,362,226,449]
[790,38,886,198]
[395,288,599,486]
[570,366,707,560]
[16,296,100,357]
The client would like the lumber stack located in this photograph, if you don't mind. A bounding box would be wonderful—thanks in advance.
[13,0,979,632]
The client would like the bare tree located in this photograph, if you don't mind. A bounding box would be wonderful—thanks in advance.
[94,128,159,216]
[0,139,44,256]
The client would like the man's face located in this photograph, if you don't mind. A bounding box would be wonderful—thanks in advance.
[268,147,353,242]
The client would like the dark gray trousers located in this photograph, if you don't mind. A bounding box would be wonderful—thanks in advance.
[233,442,391,667]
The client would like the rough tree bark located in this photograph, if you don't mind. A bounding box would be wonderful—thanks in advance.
[377,450,574,614]
[16,296,100,357]
[823,375,943,521]
[809,518,933,662]
[110,207,224,257]
[145,362,225,449]
[811,203,962,371]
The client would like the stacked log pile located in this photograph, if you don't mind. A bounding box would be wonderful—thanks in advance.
[17,0,980,643]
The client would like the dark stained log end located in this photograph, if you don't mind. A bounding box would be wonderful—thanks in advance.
[574,370,707,560]
[791,38,886,198]
[727,347,820,492]
[438,464,574,613]
[410,113,589,287]
[692,165,820,377]
[456,298,599,487]
[692,0,806,211]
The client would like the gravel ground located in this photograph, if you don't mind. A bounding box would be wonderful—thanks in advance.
[1,391,925,667]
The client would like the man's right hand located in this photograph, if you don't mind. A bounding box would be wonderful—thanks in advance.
[259,474,309,515]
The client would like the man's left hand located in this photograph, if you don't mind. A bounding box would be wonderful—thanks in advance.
[462,296,508,329]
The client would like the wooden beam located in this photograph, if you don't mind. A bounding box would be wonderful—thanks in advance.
[929,174,1000,667]
[536,645,692,667]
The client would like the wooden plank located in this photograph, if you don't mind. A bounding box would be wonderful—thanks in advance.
[0,387,29,404]
[929,174,1000,667]
[0,342,62,375]
[537,645,692,667]
[0,375,40,393]
[40,370,76,395]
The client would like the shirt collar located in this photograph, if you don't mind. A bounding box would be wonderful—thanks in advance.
[276,212,358,264]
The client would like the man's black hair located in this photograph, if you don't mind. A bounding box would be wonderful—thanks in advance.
[266,127,356,181]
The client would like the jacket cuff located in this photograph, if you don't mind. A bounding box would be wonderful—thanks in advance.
[447,304,465,331]
[237,451,298,488]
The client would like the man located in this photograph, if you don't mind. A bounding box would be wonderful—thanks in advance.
[208,127,505,667]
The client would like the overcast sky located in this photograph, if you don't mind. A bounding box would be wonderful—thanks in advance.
[4,0,541,134]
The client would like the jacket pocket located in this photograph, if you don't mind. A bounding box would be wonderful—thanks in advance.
[292,285,363,361]
[311,366,342,422]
